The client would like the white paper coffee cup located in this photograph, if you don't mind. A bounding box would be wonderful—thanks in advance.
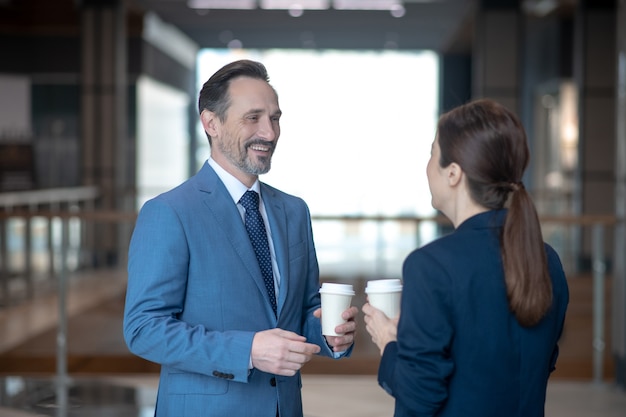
[365,279,403,318]
[319,283,355,336]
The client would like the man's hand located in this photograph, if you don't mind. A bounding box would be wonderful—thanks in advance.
[251,328,321,376]
[314,306,359,352]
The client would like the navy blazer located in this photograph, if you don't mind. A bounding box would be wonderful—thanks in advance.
[378,210,569,417]
[123,162,342,417]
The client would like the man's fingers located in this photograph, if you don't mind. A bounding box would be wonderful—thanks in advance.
[335,319,357,334]
[277,329,308,342]
[251,328,321,376]
[342,306,359,319]
[287,350,315,365]
[326,334,354,352]
[287,340,321,355]
[279,329,320,355]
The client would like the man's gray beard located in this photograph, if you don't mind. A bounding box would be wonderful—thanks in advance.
[216,140,272,175]
[243,157,271,175]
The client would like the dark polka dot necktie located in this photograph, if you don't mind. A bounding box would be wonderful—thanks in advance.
[240,190,277,316]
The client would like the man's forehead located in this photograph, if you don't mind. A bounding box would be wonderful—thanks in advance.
[227,77,280,110]
[229,76,273,93]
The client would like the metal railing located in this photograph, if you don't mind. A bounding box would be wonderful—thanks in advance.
[0,187,99,302]
[0,193,620,390]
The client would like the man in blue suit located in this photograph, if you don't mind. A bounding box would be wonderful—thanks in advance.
[123,59,358,417]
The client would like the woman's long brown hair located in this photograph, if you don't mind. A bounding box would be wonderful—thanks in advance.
[437,99,552,327]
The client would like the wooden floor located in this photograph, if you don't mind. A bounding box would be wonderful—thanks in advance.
[0,268,623,417]
[0,268,616,381]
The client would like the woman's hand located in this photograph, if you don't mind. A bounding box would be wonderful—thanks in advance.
[362,302,399,355]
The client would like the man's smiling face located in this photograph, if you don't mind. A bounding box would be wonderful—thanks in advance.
[204,76,282,187]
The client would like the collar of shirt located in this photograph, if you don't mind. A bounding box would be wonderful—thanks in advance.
[206,158,281,296]
[208,158,261,204]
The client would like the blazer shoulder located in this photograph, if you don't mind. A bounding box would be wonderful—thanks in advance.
[415,230,465,259]
[260,182,307,207]
[145,164,219,206]
[403,228,500,282]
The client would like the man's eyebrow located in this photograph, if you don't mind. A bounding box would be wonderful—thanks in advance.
[243,109,282,117]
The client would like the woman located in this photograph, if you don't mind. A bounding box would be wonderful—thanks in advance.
[363,99,569,417]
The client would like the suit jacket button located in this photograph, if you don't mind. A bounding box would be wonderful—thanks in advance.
[270,377,277,387]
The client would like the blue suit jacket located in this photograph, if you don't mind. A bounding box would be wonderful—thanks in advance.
[123,162,340,417]
[378,210,569,417]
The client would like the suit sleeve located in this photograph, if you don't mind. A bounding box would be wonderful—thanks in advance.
[123,198,253,382]
[377,249,454,415]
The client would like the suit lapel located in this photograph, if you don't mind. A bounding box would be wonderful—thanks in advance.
[195,164,277,318]
[260,183,289,317]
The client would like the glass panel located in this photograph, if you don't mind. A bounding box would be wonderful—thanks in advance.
[197,48,440,279]
[533,79,579,271]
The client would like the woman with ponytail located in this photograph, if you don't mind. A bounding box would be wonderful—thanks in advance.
[363,99,569,417]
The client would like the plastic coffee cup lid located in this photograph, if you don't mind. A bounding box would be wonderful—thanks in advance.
[319,282,355,296]
[365,279,403,293]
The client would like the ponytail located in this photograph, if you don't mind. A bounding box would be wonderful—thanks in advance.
[502,183,552,326]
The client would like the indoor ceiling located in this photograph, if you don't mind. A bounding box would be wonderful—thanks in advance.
[0,0,579,54]
[129,0,478,53]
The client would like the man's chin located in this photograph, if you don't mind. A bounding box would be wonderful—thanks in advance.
[243,164,271,176]
[245,157,272,175]
[253,166,271,175]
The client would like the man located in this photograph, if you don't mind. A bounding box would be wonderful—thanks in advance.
[123,59,358,417]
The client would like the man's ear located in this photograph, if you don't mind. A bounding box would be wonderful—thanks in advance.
[447,162,464,188]
[200,110,219,138]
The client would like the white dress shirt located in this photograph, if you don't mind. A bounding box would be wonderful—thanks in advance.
[208,158,281,298]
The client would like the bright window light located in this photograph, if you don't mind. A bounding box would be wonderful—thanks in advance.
[197,48,438,217]
[137,76,190,207]
[261,0,330,9]
[187,0,256,9]
[333,0,401,10]
[197,48,439,278]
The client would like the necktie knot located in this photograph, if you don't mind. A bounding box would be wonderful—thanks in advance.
[240,190,260,212]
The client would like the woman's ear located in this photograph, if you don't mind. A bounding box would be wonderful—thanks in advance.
[447,162,464,188]
[200,110,219,138]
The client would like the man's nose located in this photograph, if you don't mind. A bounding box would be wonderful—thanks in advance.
[258,117,278,141]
